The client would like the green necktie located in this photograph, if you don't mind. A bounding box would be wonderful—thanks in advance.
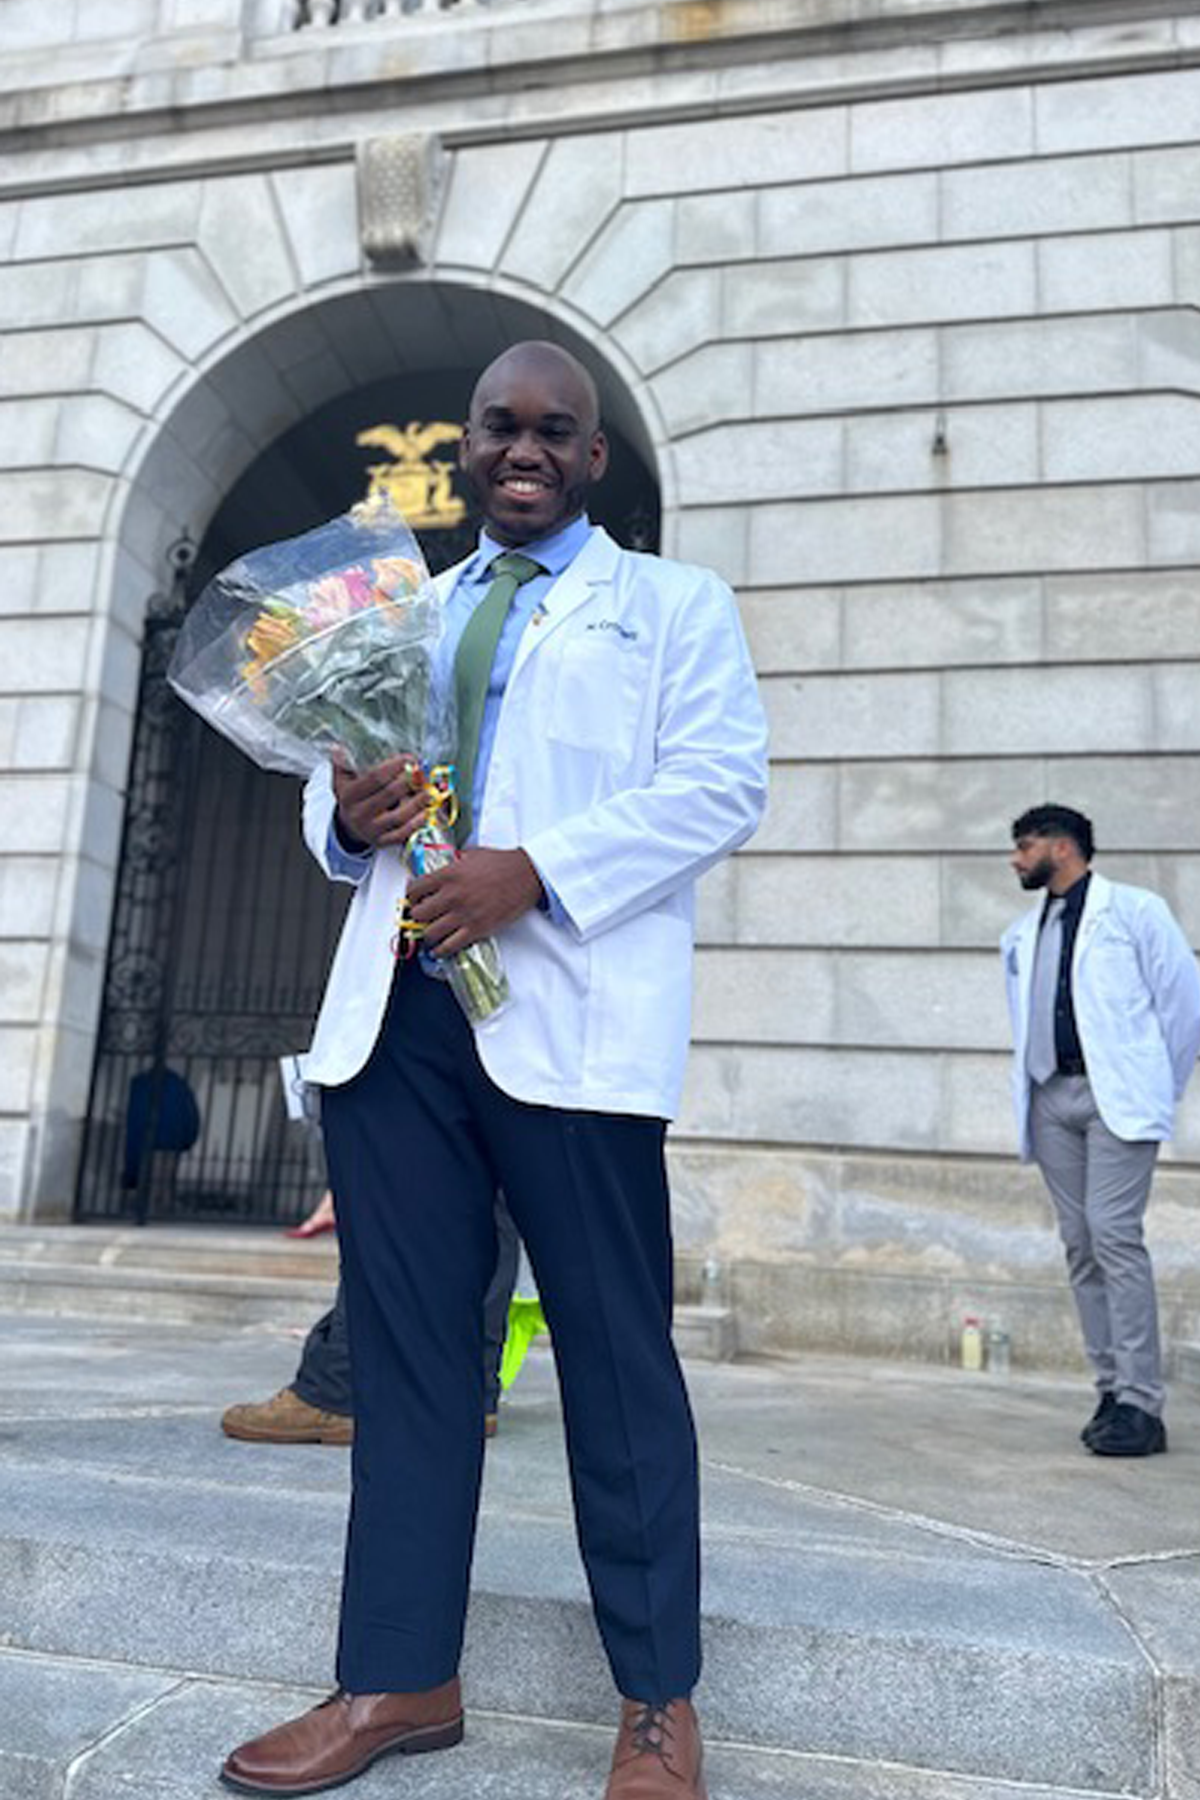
[453,550,544,843]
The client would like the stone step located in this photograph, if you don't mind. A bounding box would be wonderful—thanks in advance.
[0,1353,1159,1795]
[0,1256,338,1331]
[0,1220,340,1282]
[11,1304,1200,1798]
[0,1646,1117,1800]
[0,1223,734,1356]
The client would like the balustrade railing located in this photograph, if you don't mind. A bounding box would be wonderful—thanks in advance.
[290,0,490,25]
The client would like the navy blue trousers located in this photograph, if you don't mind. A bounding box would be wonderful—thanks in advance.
[321,965,701,1702]
[292,1198,520,1418]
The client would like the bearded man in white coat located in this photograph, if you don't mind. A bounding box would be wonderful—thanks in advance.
[1003,804,1200,1458]
[221,342,768,1800]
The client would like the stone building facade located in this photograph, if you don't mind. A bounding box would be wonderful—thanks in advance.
[3,0,1200,1366]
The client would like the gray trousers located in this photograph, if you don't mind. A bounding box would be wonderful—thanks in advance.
[1029,1074,1162,1416]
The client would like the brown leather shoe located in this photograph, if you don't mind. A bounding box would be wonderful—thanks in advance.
[220,1681,463,1795]
[220,1388,353,1447]
[604,1698,708,1799]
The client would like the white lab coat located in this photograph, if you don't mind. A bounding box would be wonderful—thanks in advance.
[300,525,768,1119]
[1001,871,1200,1158]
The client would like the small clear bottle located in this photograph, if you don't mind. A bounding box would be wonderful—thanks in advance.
[986,1325,1011,1377]
[960,1315,984,1371]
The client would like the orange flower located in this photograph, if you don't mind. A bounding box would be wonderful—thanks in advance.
[247,613,299,661]
[371,556,423,601]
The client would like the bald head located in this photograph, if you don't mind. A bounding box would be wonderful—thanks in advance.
[459,339,608,546]
[469,341,601,435]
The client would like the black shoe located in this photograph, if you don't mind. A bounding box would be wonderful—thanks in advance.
[1088,1401,1167,1458]
[1080,1391,1117,1446]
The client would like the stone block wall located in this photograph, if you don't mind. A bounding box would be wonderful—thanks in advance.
[1,0,1199,1363]
[428,5,1200,1358]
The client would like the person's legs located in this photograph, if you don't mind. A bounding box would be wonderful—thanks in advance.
[297,1228,516,1426]
[224,971,702,1795]
[475,1090,700,1704]
[292,1278,354,1417]
[1080,1099,1161,1416]
[483,1195,520,1421]
[221,1282,353,1445]
[1031,1076,1114,1395]
[231,1187,514,1444]
[322,971,499,1694]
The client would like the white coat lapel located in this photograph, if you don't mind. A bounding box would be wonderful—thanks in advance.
[434,558,471,608]
[1013,909,1040,1028]
[1072,870,1110,975]
[509,527,620,683]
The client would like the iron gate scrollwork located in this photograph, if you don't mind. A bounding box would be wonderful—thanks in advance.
[74,539,348,1225]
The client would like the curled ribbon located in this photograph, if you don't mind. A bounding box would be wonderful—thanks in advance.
[391,763,460,960]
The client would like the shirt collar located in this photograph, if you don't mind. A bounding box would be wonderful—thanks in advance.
[474,513,592,580]
[1046,871,1091,919]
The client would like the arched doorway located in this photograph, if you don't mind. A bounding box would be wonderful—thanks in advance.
[75,299,661,1225]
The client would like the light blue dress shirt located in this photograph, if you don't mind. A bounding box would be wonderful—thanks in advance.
[328,514,591,927]
[442,512,592,836]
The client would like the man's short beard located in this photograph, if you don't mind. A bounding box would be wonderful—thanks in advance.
[1018,854,1055,890]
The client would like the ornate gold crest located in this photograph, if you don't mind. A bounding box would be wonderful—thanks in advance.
[356,422,465,529]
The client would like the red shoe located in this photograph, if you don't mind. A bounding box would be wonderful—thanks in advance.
[285,1192,336,1239]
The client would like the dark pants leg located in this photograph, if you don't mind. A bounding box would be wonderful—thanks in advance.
[291,1197,518,1420]
[485,1197,520,1415]
[292,1285,353,1416]
[322,968,700,1701]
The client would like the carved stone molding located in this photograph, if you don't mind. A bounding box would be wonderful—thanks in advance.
[357,132,446,269]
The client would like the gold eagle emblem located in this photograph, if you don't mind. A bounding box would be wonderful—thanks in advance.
[356,421,466,528]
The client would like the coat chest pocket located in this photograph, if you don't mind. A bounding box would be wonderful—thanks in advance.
[548,627,648,754]
[1082,920,1141,987]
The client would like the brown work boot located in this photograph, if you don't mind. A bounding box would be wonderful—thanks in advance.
[220,1681,463,1795]
[220,1387,353,1446]
[605,1698,708,1798]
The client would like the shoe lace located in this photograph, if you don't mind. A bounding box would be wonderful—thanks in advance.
[629,1702,675,1762]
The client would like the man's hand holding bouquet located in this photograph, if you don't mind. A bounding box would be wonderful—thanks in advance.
[168,496,509,1024]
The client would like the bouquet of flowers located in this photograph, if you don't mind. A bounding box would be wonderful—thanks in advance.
[168,497,510,1025]
[395,764,509,1026]
[168,495,452,777]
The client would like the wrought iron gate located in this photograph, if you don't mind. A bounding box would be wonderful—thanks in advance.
[74,541,349,1225]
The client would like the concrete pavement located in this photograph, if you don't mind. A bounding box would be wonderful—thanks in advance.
[4,1295,1200,1799]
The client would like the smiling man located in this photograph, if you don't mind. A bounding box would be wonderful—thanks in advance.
[463,340,607,543]
[1002,804,1200,1458]
[220,341,768,1800]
